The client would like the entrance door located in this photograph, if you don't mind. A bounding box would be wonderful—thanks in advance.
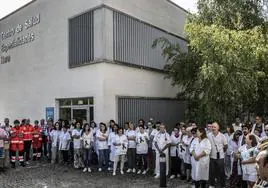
[72,107,89,122]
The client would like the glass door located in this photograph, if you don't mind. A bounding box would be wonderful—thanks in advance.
[72,107,89,123]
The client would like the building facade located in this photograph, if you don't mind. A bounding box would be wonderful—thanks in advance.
[0,0,187,126]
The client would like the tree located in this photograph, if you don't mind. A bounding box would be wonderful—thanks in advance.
[154,0,268,125]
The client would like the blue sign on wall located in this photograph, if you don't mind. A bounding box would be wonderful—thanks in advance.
[45,107,54,121]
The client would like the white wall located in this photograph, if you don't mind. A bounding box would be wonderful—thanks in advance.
[0,0,184,124]
[101,63,178,121]
[0,0,104,123]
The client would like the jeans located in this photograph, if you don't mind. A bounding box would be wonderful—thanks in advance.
[99,149,109,170]
[24,140,32,161]
[84,148,92,168]
[127,148,136,169]
[137,154,148,171]
[209,158,225,187]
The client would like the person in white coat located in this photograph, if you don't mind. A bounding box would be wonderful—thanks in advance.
[238,134,259,188]
[153,124,171,179]
[169,127,182,179]
[189,128,199,183]
[190,127,211,188]
[112,127,128,176]
[81,123,94,173]
[108,124,119,171]
[178,125,187,180]
[182,126,194,182]
[59,125,71,164]
[136,125,149,175]
[125,122,137,173]
[224,124,235,179]
[72,121,83,169]
[96,122,109,172]
[227,130,242,187]
[50,122,61,164]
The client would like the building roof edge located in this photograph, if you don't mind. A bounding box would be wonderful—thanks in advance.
[0,0,37,22]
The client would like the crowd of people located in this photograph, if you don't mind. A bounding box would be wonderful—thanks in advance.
[0,116,268,188]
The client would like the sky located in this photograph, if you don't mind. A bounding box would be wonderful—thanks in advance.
[0,0,197,19]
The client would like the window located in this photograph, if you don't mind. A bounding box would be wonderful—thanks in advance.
[58,98,94,122]
[69,11,94,68]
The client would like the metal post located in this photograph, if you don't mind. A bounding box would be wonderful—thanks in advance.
[159,153,167,187]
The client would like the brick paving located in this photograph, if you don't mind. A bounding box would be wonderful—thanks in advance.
[0,161,191,188]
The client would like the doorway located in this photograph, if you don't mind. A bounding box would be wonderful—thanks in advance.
[58,97,94,123]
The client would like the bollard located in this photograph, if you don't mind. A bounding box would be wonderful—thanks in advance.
[159,153,167,187]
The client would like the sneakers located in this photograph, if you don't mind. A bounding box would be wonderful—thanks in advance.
[170,175,176,179]
[108,167,112,171]
[132,168,136,173]
[88,168,91,172]
[177,174,181,178]
[25,161,30,165]
[120,170,124,175]
[154,174,160,179]
[83,168,87,172]
[113,172,116,176]
[127,169,132,173]
[137,170,142,174]
[98,168,102,172]
[142,170,147,175]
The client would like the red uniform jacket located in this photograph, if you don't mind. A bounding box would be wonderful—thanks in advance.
[32,126,42,149]
[10,126,24,151]
[22,124,34,141]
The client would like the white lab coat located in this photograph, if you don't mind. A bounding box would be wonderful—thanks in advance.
[182,135,194,164]
[178,135,187,159]
[189,137,199,180]
[228,139,242,175]
[108,132,116,161]
[190,138,212,181]
[170,134,181,157]
[239,144,257,182]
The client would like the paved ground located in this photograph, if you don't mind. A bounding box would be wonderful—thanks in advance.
[0,161,191,188]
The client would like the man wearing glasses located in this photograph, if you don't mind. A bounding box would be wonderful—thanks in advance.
[252,116,266,138]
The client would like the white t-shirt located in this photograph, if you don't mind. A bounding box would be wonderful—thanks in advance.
[208,132,227,159]
[153,131,171,153]
[113,134,128,155]
[96,130,109,150]
[125,129,137,148]
[59,131,71,150]
[50,130,61,148]
[81,131,94,149]
[72,129,82,149]
[136,132,149,154]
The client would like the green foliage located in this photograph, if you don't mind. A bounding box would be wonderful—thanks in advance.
[154,0,268,125]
